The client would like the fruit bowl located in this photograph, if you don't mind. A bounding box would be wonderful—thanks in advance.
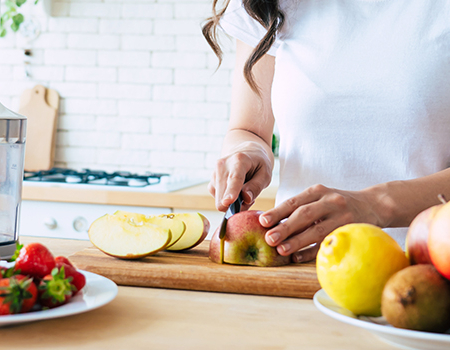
[313,289,450,350]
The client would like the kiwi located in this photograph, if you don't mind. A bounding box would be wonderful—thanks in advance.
[381,264,450,333]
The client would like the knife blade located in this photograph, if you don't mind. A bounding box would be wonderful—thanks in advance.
[219,192,244,239]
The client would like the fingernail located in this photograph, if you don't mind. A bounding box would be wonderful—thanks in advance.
[281,243,291,253]
[246,190,253,202]
[268,232,280,244]
[261,215,270,226]
[293,254,303,263]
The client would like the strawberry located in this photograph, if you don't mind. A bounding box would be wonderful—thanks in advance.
[39,266,75,308]
[0,266,20,279]
[55,256,74,267]
[0,275,38,314]
[14,243,56,279]
[55,261,86,295]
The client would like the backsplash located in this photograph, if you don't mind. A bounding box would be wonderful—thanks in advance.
[0,0,236,179]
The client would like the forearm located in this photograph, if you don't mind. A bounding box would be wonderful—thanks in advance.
[365,168,450,228]
[209,40,276,210]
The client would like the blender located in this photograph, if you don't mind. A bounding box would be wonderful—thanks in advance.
[0,103,27,260]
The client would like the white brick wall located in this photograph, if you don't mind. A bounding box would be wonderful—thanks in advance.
[0,0,236,178]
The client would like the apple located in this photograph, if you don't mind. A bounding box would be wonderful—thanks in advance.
[165,213,210,251]
[209,210,291,267]
[88,214,172,259]
[405,205,442,265]
[113,210,186,248]
[428,201,450,280]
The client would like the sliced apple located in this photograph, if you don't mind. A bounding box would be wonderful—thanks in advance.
[88,214,171,259]
[164,213,210,251]
[113,210,147,223]
[114,210,186,248]
[148,214,186,248]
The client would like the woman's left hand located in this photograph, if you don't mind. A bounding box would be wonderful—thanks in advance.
[259,184,385,263]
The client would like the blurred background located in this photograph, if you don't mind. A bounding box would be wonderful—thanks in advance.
[0,0,236,179]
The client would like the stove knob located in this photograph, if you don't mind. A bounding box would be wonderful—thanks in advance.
[73,216,88,232]
[44,218,58,230]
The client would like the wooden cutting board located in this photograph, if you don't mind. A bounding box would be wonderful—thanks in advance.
[18,85,60,171]
[69,241,321,299]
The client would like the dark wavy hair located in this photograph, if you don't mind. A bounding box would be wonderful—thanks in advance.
[202,0,285,94]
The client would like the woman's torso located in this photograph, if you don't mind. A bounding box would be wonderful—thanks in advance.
[271,0,450,244]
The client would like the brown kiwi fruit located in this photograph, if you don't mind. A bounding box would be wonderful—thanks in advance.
[381,264,450,333]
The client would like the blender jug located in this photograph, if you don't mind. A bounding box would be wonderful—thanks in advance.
[0,103,26,260]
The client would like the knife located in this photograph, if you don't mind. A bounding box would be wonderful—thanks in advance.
[218,192,244,264]
[219,192,244,240]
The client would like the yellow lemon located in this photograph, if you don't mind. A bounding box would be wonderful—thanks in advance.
[316,223,409,317]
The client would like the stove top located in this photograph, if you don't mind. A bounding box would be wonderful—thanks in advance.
[23,168,208,193]
[24,168,169,187]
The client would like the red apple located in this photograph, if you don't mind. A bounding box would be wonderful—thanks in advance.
[428,202,450,280]
[405,205,442,265]
[209,210,291,267]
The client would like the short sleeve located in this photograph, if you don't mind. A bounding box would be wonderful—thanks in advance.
[220,0,280,56]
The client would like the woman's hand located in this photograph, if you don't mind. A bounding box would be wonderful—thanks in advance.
[260,184,385,263]
[208,140,273,212]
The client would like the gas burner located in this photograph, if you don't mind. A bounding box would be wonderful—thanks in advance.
[24,168,170,187]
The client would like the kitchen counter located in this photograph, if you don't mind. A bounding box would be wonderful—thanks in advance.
[1,236,397,350]
[22,182,277,211]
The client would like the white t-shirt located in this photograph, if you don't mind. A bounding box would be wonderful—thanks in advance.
[220,0,450,247]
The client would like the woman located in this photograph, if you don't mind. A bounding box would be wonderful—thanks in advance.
[202,0,450,262]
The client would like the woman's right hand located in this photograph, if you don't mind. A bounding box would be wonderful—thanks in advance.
[208,140,273,212]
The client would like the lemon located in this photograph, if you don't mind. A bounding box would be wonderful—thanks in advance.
[316,223,409,317]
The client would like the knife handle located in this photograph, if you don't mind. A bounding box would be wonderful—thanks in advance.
[231,192,244,215]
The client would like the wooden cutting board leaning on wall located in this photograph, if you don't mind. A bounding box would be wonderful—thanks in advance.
[18,85,60,171]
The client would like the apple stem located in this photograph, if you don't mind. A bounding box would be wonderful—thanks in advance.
[438,194,447,205]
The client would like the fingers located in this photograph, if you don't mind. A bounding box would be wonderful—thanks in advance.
[207,173,216,197]
[211,151,272,212]
[276,219,340,255]
[213,157,246,211]
[241,166,271,208]
[290,244,321,263]
[264,198,329,246]
[261,184,359,262]
[260,184,327,227]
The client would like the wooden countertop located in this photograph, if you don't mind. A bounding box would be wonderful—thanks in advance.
[22,182,277,211]
[1,236,397,350]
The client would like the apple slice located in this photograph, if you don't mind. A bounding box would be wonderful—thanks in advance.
[151,214,186,248]
[114,210,186,248]
[113,210,147,222]
[164,213,210,251]
[88,214,171,259]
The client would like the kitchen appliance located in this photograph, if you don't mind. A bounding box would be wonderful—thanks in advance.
[0,103,27,259]
[21,168,209,240]
[23,167,207,193]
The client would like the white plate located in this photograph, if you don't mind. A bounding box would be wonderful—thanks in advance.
[313,289,450,350]
[0,270,118,327]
